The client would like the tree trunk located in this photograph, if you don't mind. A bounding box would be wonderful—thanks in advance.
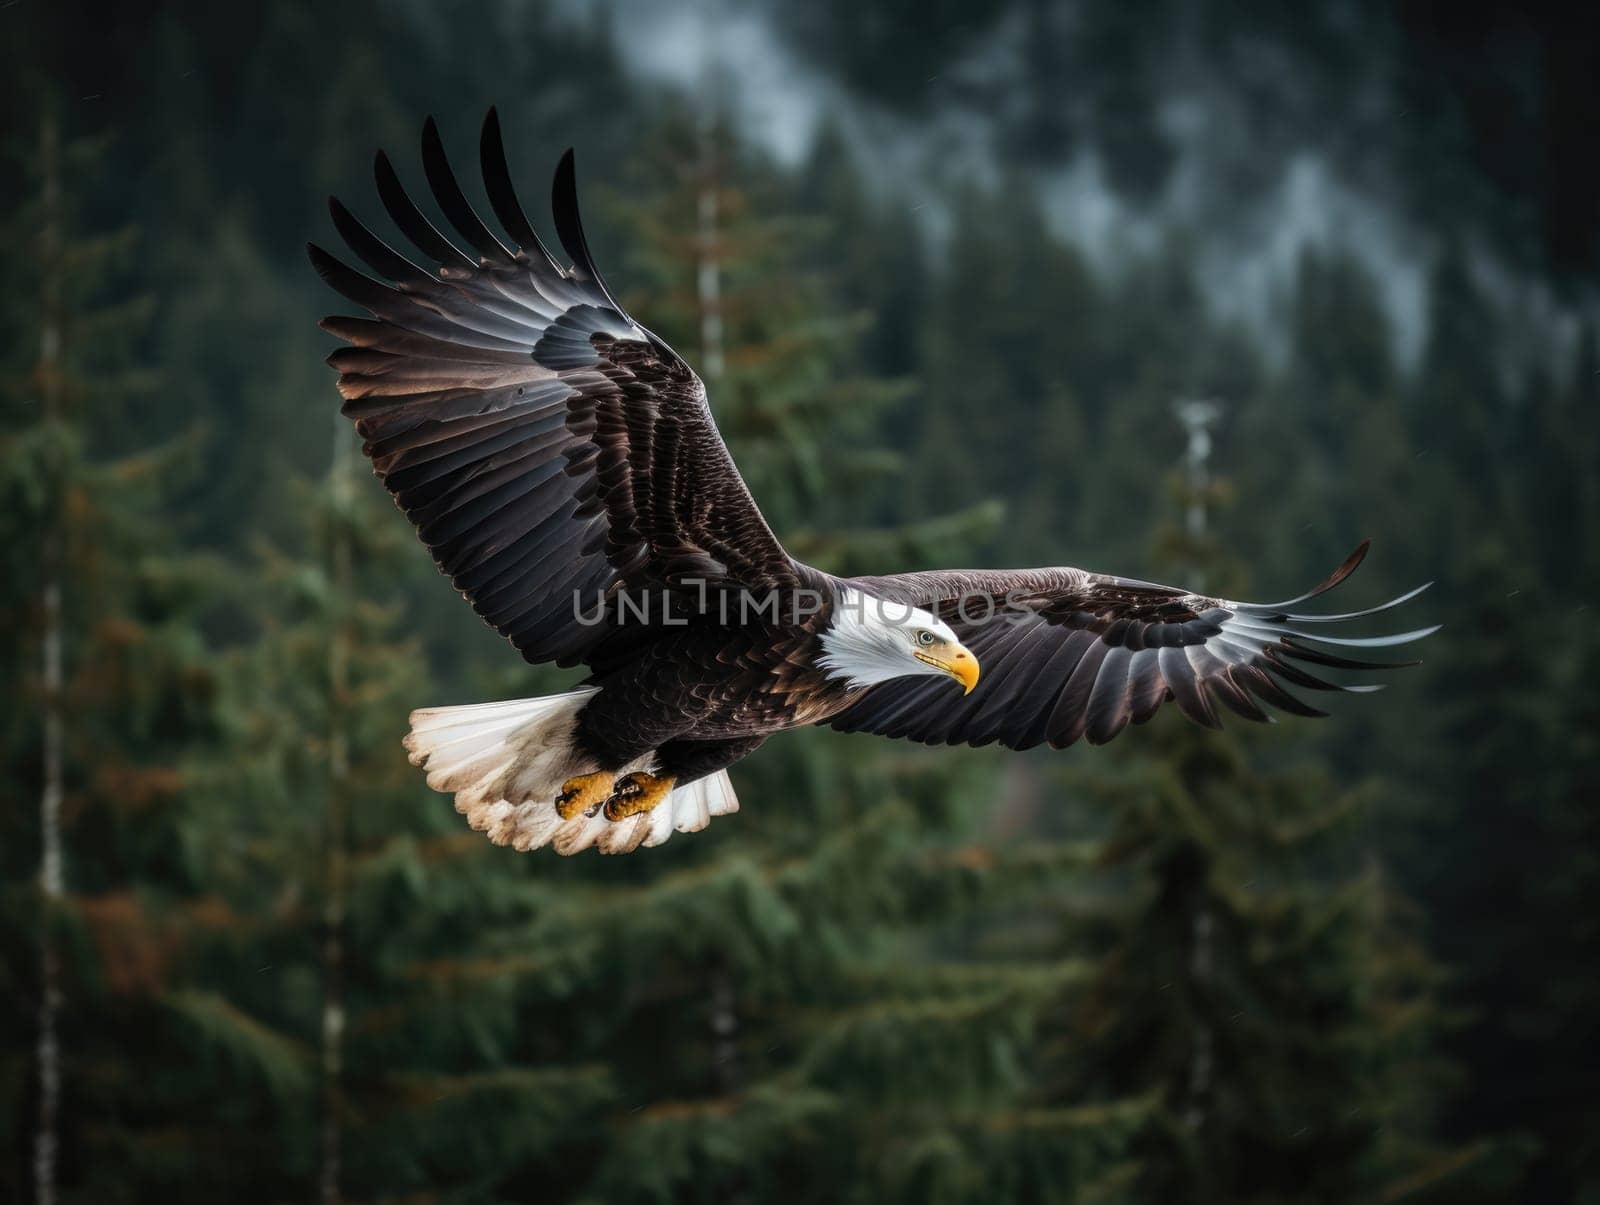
[696,105,724,384]
[1182,904,1214,1132]
[1173,398,1222,1137]
[319,424,354,1205]
[694,95,748,1205]
[696,104,738,1095]
[34,107,65,1205]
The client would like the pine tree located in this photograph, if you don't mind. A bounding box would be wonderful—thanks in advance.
[1030,412,1457,1203]
[905,179,1107,560]
[199,449,603,1200]
[0,94,305,1202]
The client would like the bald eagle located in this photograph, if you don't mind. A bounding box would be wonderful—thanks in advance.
[308,110,1433,856]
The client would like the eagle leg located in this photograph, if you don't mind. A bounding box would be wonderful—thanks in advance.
[602,772,677,822]
[555,771,616,820]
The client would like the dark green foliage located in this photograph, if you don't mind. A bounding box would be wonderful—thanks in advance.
[1048,718,1450,1202]
[0,99,303,1201]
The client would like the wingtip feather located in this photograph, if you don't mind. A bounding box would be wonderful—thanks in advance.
[479,106,557,264]
[549,147,625,312]
[306,241,339,278]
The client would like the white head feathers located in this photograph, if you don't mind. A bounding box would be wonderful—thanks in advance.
[817,588,963,690]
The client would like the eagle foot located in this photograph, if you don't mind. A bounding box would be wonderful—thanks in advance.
[602,772,676,821]
[555,771,616,820]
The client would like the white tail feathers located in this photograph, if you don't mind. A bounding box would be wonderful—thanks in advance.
[403,689,739,855]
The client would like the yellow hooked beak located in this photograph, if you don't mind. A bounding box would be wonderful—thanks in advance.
[915,641,981,695]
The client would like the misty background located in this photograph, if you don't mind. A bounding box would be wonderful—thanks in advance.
[3,1,1597,1202]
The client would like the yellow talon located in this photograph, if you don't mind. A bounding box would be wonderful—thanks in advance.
[555,771,616,820]
[602,772,676,822]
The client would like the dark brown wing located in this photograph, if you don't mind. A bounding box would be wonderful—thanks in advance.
[829,542,1434,749]
[309,110,800,667]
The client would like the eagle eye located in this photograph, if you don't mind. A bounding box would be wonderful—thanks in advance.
[916,629,936,646]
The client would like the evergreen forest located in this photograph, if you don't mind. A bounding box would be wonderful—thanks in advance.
[4,2,1598,1201]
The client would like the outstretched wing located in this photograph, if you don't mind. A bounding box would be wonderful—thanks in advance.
[830,542,1434,749]
[309,110,800,667]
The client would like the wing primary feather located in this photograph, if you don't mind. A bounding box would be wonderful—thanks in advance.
[318,315,529,363]
[1251,540,1371,608]
[1009,630,1095,750]
[479,108,563,270]
[308,245,530,353]
[1284,624,1440,648]
[374,148,476,270]
[452,505,588,598]
[1084,645,1135,746]
[1259,655,1343,693]
[307,242,409,312]
[1182,642,1263,720]
[961,624,1058,744]
[1207,666,1270,722]
[1240,580,1432,623]
[1126,651,1168,724]
[1232,665,1326,717]
[1047,640,1110,748]
[550,149,628,315]
[855,683,953,744]
[420,115,516,265]
[1159,644,1220,728]
[1276,640,1419,672]
[1226,618,1439,648]
[328,197,434,286]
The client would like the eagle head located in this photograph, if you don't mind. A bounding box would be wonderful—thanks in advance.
[817,589,981,694]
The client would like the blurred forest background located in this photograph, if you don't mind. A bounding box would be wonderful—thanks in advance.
[3,1,1598,1201]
